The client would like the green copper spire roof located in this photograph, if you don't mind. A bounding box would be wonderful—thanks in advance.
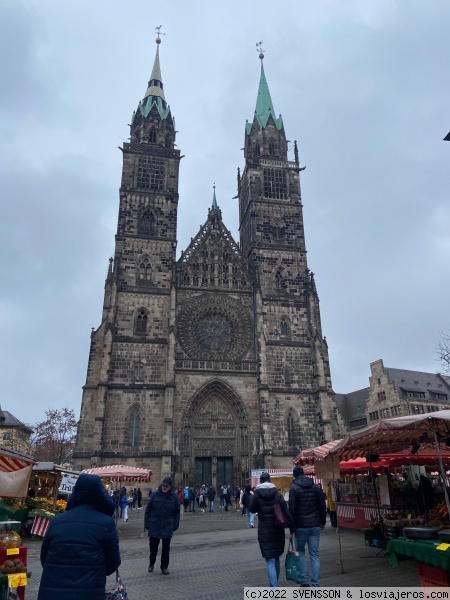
[246,59,283,135]
[212,185,218,210]
[144,43,165,101]
[132,39,171,124]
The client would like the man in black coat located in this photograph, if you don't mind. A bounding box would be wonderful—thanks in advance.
[289,465,326,588]
[38,473,121,600]
[250,472,294,588]
[144,476,180,575]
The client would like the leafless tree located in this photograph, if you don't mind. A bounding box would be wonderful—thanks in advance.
[436,332,450,374]
[29,408,77,465]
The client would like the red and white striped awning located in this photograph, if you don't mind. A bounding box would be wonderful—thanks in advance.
[82,464,152,482]
[0,446,34,472]
[295,410,450,464]
[294,439,343,465]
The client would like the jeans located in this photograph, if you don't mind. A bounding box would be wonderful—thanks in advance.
[265,557,280,587]
[209,500,214,512]
[189,499,195,511]
[149,537,171,570]
[245,510,254,527]
[295,527,321,587]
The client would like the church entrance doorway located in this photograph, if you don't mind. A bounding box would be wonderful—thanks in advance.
[216,457,233,488]
[194,457,211,487]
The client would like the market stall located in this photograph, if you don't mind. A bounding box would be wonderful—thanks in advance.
[81,465,152,523]
[0,446,34,600]
[26,462,81,539]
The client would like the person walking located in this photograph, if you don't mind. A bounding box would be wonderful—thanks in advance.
[289,465,326,588]
[250,472,293,588]
[121,491,129,522]
[325,481,337,528]
[37,473,121,600]
[144,476,180,575]
[137,487,142,509]
[188,485,196,512]
[241,484,255,528]
[183,486,189,512]
[234,486,241,510]
[208,486,216,512]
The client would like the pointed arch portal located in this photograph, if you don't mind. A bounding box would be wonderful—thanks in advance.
[180,380,249,488]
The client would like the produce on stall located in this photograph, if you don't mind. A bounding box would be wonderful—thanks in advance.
[0,446,34,600]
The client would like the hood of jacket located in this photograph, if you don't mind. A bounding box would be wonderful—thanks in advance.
[66,473,115,517]
[256,481,278,500]
[292,475,314,489]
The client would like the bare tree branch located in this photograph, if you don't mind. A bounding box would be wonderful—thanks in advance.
[436,332,450,374]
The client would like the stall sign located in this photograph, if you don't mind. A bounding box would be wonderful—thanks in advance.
[8,573,27,588]
[58,473,79,494]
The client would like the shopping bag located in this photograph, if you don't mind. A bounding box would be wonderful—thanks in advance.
[105,570,128,600]
[285,537,304,584]
[273,502,290,528]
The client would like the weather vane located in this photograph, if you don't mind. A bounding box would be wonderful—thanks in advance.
[155,25,166,44]
[256,41,265,60]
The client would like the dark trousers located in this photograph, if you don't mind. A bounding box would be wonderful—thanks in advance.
[149,536,171,570]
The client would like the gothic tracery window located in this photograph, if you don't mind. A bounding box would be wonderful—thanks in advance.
[254,142,260,157]
[136,309,148,333]
[139,210,155,235]
[128,406,140,447]
[139,257,152,281]
[137,157,164,191]
[263,168,287,199]
[280,318,289,337]
[149,128,157,143]
[269,139,275,155]
[287,410,300,448]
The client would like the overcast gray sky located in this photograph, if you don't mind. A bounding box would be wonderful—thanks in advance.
[1,1,449,427]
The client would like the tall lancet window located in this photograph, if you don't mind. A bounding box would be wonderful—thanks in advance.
[136,309,148,333]
[128,407,140,447]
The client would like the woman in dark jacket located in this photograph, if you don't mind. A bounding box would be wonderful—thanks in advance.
[38,473,121,600]
[250,472,294,587]
[144,477,180,574]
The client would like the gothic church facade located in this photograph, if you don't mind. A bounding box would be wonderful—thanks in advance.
[72,40,340,485]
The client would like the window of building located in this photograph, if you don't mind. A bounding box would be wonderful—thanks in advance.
[436,394,448,400]
[377,391,386,402]
[2,432,11,441]
[136,309,148,333]
[128,407,140,447]
[284,368,291,386]
[137,157,164,191]
[254,142,260,157]
[149,128,157,143]
[287,411,300,447]
[138,210,155,235]
[268,139,275,155]
[165,134,171,148]
[377,378,381,384]
[138,258,152,281]
[406,391,425,399]
[134,362,143,379]
[413,404,424,414]
[263,168,287,200]
[280,318,289,336]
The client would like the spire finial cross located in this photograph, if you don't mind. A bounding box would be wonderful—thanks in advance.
[213,182,216,191]
[256,41,265,60]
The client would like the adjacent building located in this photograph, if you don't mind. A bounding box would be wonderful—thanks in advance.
[336,359,450,432]
[72,40,340,485]
[0,407,32,454]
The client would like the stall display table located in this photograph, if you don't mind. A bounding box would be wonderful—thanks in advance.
[0,546,28,600]
[386,538,450,587]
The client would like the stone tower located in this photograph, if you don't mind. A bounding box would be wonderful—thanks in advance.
[73,42,339,484]
[237,51,339,461]
[73,38,181,475]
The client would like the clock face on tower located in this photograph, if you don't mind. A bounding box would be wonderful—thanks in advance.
[176,294,253,361]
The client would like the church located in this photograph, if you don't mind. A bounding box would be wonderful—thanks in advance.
[72,38,340,486]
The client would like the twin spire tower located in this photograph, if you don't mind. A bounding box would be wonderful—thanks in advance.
[73,34,339,486]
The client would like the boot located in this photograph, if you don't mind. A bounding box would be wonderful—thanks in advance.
[161,568,170,575]
[148,564,154,572]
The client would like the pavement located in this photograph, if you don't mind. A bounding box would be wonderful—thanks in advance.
[23,504,420,599]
